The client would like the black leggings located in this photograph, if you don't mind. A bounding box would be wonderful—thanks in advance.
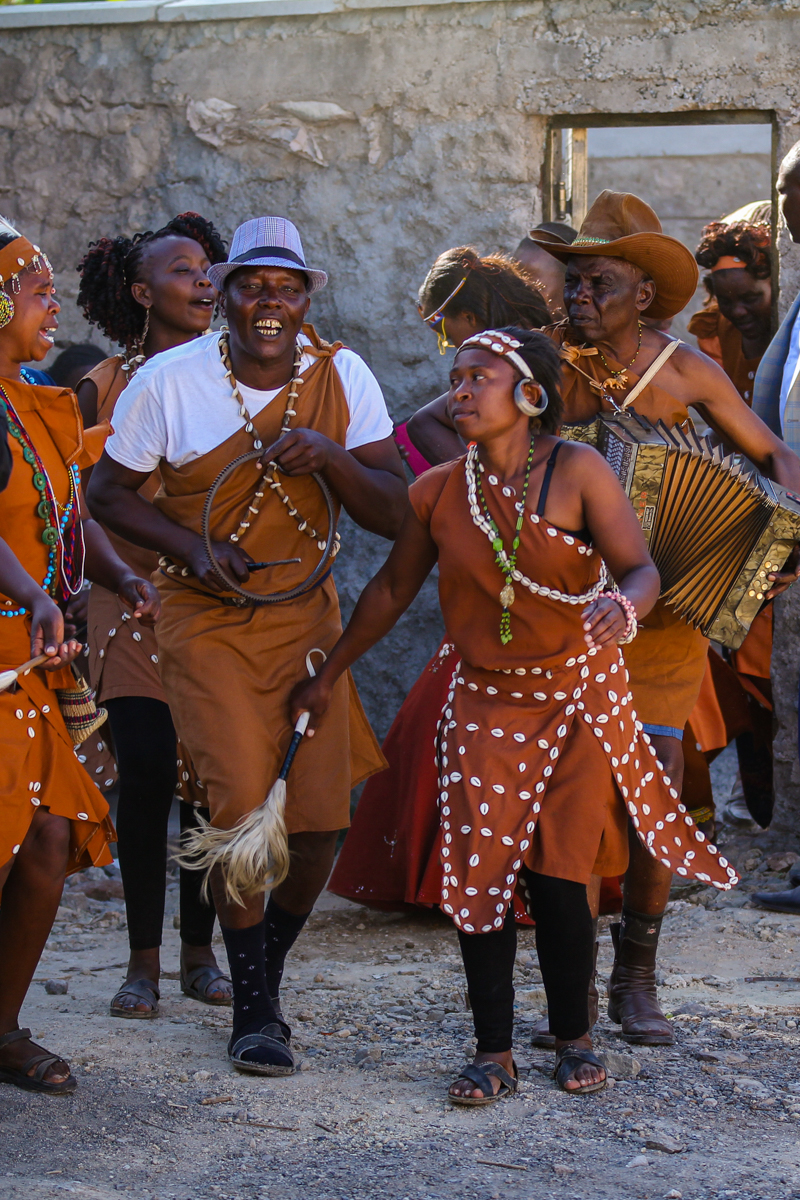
[457,870,593,1052]
[106,696,216,952]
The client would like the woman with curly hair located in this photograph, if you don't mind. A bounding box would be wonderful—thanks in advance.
[689,207,772,404]
[684,208,775,832]
[76,213,233,1019]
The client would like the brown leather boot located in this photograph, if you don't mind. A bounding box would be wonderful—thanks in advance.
[607,909,674,1045]
[531,922,599,1050]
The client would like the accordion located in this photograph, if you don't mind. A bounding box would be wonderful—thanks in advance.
[561,412,800,649]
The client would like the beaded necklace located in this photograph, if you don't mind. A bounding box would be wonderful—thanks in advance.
[472,439,535,645]
[218,330,341,558]
[465,443,607,637]
[0,382,84,617]
[596,321,643,391]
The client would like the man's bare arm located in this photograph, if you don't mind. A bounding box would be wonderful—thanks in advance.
[672,344,800,491]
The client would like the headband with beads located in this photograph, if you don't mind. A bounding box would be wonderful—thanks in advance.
[0,235,53,294]
[455,329,549,417]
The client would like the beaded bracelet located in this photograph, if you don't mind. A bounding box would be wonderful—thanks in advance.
[604,589,638,644]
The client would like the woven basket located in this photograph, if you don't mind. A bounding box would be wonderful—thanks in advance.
[55,670,108,746]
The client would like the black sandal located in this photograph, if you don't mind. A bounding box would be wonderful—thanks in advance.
[110,977,160,1019]
[227,1021,295,1077]
[0,1029,77,1095]
[448,1060,518,1107]
[553,1043,606,1095]
[181,965,232,1007]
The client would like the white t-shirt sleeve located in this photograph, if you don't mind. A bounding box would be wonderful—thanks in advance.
[333,349,394,450]
[105,374,169,474]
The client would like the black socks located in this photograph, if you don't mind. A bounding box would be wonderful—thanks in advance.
[264,898,310,1001]
[617,907,664,948]
[220,918,277,1039]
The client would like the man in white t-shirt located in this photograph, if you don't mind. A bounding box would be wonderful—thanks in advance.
[88,216,406,1075]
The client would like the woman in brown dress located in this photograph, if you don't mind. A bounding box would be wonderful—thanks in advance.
[0,219,159,1093]
[292,327,738,1101]
[76,214,232,1017]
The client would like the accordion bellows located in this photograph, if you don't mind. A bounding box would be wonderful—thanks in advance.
[562,412,800,649]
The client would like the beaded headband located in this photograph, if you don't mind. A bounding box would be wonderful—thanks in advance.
[710,255,747,272]
[0,235,52,293]
[456,329,536,382]
[420,275,468,326]
[455,329,548,417]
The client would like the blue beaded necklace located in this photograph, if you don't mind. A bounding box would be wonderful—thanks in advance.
[0,380,82,618]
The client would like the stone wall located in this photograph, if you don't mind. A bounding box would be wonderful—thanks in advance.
[3,0,800,761]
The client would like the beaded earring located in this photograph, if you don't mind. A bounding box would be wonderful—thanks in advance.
[0,289,14,330]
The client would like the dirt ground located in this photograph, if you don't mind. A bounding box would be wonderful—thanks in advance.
[4,746,800,1200]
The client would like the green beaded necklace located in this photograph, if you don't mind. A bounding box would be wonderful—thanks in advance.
[475,438,536,644]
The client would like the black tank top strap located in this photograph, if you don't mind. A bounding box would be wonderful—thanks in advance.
[535,441,563,516]
[535,439,592,543]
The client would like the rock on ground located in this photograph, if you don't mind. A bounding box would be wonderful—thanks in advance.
[5,749,800,1198]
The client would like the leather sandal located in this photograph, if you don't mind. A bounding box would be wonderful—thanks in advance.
[448,1060,518,1106]
[607,918,674,1046]
[110,977,160,1019]
[228,1021,295,1077]
[0,1029,77,1095]
[180,965,232,1007]
[554,1043,606,1095]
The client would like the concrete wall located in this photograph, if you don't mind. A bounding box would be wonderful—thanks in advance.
[3,0,800,776]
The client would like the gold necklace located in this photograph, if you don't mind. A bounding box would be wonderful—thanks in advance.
[596,321,643,391]
[219,331,340,556]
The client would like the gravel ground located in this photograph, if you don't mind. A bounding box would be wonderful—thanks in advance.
[4,747,800,1200]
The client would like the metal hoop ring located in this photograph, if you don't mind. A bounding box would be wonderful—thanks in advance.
[200,449,338,605]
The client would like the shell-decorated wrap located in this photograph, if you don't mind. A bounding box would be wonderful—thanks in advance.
[437,645,739,935]
[405,453,740,936]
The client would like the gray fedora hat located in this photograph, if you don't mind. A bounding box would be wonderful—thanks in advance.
[207,215,328,293]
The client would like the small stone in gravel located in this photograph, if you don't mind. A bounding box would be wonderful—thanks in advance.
[672,1001,712,1016]
[598,1050,641,1079]
[43,979,68,995]
[314,974,324,983]
[552,1163,574,1176]
[385,954,402,962]
[766,853,799,871]
[645,1135,684,1154]
[626,1155,649,1168]
[664,1191,683,1199]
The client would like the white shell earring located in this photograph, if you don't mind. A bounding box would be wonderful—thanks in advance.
[514,379,548,417]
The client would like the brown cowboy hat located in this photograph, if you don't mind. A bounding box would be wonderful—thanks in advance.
[528,190,699,320]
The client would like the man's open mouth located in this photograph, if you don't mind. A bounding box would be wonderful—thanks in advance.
[254,318,283,338]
